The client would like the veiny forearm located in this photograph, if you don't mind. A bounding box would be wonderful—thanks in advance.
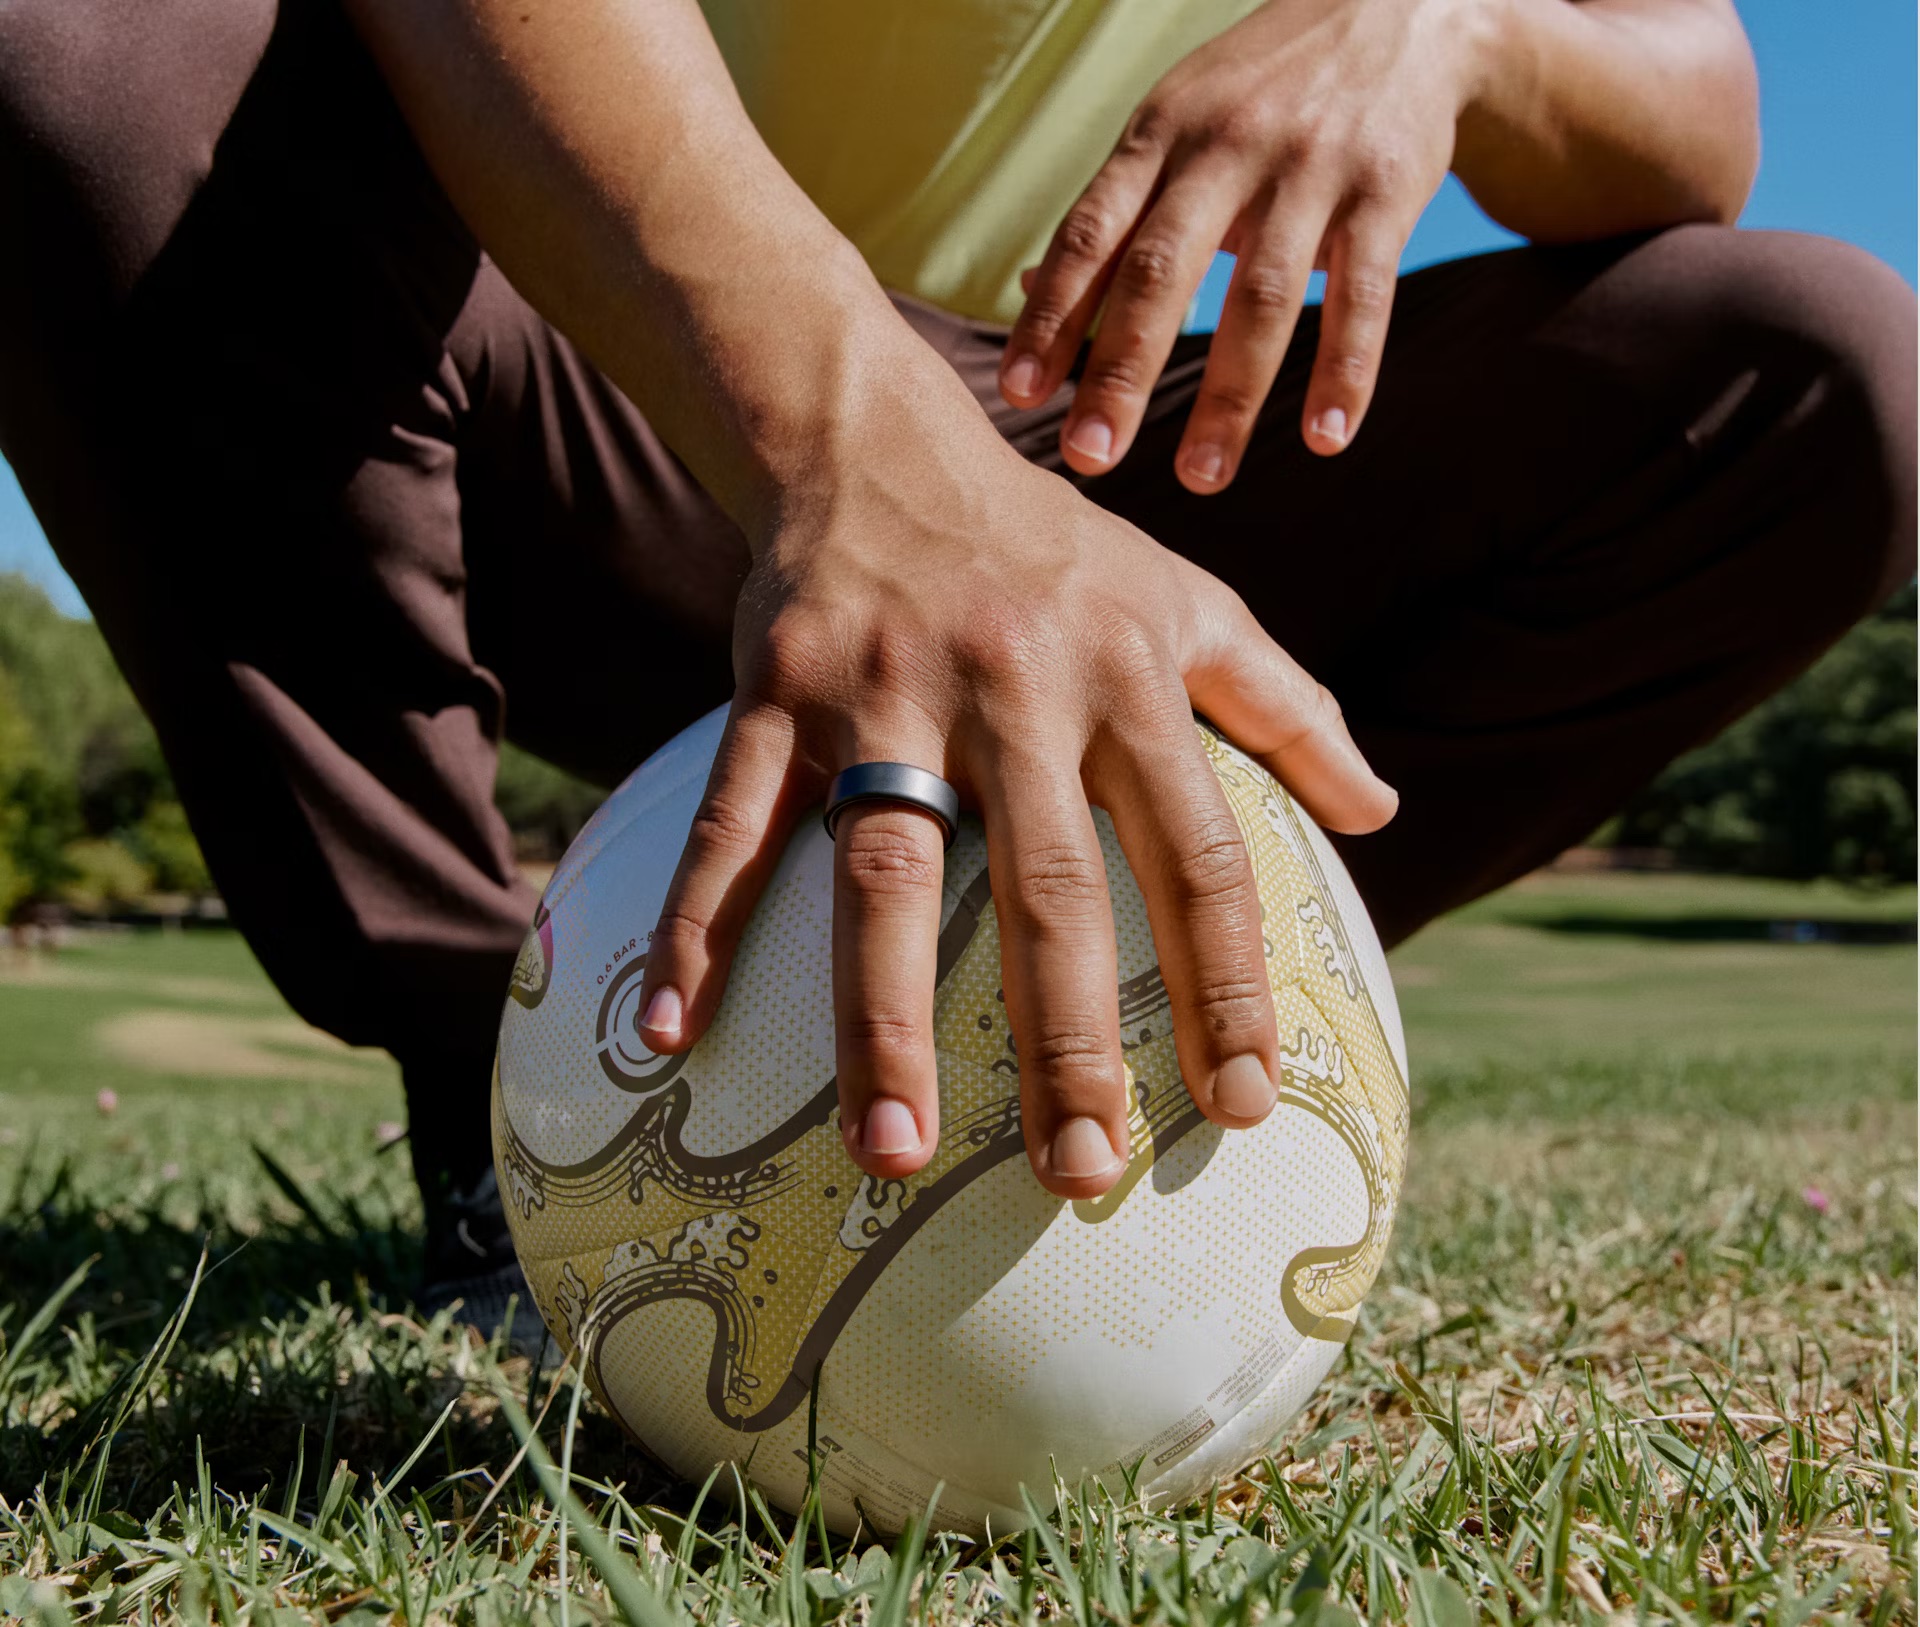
[341,0,935,541]
[1453,0,1759,242]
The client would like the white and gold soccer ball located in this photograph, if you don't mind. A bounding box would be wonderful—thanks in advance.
[494,705,1408,1537]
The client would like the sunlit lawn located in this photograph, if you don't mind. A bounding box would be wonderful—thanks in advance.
[1,870,1913,1623]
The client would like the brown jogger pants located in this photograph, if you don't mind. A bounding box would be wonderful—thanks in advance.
[1,0,1913,1194]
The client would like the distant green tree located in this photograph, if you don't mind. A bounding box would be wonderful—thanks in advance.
[76,718,174,839]
[129,798,214,895]
[1610,585,1916,881]
[0,573,618,906]
[0,667,40,916]
[0,574,210,911]
[0,760,81,904]
[60,835,154,912]
[0,657,85,906]
[0,574,151,783]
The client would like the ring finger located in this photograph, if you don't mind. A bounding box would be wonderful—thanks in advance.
[832,758,952,1180]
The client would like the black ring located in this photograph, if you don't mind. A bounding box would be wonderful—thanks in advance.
[823,762,961,850]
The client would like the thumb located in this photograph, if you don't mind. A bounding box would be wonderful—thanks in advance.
[1183,588,1398,836]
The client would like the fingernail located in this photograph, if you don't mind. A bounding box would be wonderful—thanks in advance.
[1049,1116,1122,1180]
[1066,415,1114,465]
[1004,354,1042,400]
[1310,407,1348,448]
[641,986,682,1039]
[861,1097,922,1157]
[1184,443,1225,485]
[1211,1054,1277,1122]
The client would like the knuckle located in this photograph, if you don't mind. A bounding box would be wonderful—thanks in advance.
[1187,974,1272,1038]
[1165,815,1256,909]
[685,793,761,862]
[746,614,825,701]
[1274,128,1320,175]
[1323,347,1375,392]
[1116,237,1184,302]
[1118,98,1175,156]
[1312,680,1348,730]
[840,1010,928,1058]
[649,902,714,951]
[1083,350,1153,400]
[1274,681,1346,750]
[1091,616,1164,688]
[1000,843,1108,932]
[951,601,1049,689]
[1231,263,1298,324]
[1340,265,1395,322]
[1197,377,1262,425]
[1015,298,1071,347]
[1056,200,1119,267]
[840,822,942,896]
[1210,579,1255,627]
[1204,100,1276,157]
[1350,146,1403,200]
[1021,1020,1116,1075]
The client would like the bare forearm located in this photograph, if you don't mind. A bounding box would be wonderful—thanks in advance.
[1455,0,1758,241]
[343,0,933,540]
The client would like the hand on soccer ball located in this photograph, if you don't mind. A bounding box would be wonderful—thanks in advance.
[634,360,1396,1198]
[999,0,1471,491]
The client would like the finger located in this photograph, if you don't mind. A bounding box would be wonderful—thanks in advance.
[982,743,1131,1198]
[1174,207,1320,493]
[639,703,806,1052]
[1059,177,1240,477]
[999,115,1168,410]
[1302,211,1402,456]
[1090,697,1280,1127]
[832,790,949,1179]
[1182,579,1398,834]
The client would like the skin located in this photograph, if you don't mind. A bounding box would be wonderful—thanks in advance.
[1002,0,1758,488]
[347,0,1756,1199]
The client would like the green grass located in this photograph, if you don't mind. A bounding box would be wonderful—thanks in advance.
[1394,871,1914,1065]
[1,872,1914,1624]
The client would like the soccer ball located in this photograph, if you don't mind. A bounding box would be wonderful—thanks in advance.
[494,706,1407,1536]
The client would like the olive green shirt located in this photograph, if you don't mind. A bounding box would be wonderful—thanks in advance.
[698,0,1258,323]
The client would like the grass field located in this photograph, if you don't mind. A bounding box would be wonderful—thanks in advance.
[0,871,1913,1624]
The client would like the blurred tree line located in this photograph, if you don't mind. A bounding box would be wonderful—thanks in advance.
[0,575,211,917]
[0,570,1912,920]
[1606,584,1915,881]
[0,572,606,920]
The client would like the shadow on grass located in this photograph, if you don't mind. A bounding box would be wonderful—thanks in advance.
[1522,913,1915,944]
[0,1160,672,1516]
[1,1151,416,1327]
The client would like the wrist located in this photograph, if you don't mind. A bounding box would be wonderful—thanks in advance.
[1444,0,1521,127]
[702,236,891,542]
[737,288,999,558]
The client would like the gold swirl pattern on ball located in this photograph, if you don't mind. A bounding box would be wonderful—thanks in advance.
[493,722,1408,1439]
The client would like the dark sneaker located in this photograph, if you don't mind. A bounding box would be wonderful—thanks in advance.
[416,1168,555,1362]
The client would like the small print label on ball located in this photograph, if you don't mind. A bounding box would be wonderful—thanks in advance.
[593,953,689,1091]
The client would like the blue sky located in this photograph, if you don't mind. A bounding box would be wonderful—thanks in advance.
[3,0,1914,619]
